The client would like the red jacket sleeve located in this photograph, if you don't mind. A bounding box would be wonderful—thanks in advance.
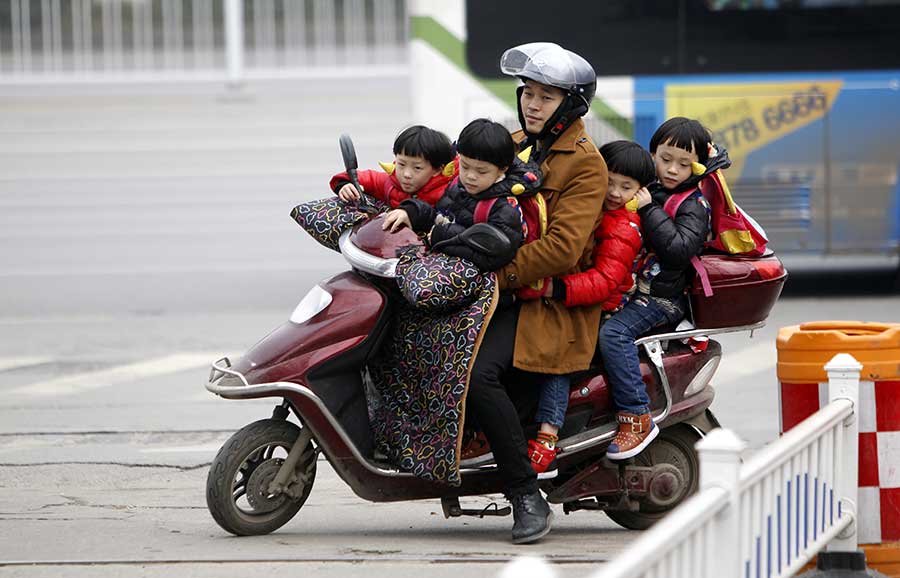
[561,211,642,308]
[328,169,393,204]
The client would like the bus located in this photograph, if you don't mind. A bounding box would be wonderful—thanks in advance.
[447,0,900,274]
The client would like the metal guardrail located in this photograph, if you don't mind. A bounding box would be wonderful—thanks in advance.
[0,0,407,80]
[514,353,863,578]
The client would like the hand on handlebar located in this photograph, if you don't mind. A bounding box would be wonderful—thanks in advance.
[382,209,411,233]
[338,183,363,203]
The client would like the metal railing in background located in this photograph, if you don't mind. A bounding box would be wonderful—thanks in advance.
[520,353,862,578]
[0,0,407,80]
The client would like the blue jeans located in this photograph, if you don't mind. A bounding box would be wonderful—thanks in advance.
[599,293,686,415]
[535,374,570,428]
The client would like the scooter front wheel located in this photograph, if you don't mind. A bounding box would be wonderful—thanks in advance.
[206,419,316,535]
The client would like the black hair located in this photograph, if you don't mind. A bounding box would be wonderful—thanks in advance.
[456,118,516,169]
[599,140,656,187]
[393,125,454,169]
[649,117,712,164]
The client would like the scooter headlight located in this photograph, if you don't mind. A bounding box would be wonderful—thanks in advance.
[290,284,332,324]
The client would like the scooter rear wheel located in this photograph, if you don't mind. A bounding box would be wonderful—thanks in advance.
[206,418,316,535]
[605,424,701,531]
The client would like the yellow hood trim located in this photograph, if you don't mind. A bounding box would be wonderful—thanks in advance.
[378,161,395,175]
[535,193,548,236]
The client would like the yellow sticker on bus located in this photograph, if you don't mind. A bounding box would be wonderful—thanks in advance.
[665,80,842,180]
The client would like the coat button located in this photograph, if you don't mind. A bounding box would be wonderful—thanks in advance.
[507,273,518,282]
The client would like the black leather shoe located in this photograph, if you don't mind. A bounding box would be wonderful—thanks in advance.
[510,491,553,544]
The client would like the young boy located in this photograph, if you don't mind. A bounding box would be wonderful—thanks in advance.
[527,141,656,478]
[600,117,716,460]
[330,125,456,209]
[381,118,541,272]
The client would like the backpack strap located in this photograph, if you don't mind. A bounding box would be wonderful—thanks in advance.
[474,198,498,224]
[691,255,714,298]
[664,190,715,298]
[662,189,699,219]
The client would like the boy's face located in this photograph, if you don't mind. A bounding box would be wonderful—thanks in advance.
[519,80,566,135]
[604,172,641,211]
[653,140,699,190]
[394,153,441,194]
[458,154,505,196]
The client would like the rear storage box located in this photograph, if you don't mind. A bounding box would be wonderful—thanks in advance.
[689,252,787,329]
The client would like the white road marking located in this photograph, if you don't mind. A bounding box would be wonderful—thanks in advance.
[0,357,52,372]
[139,444,223,454]
[12,352,234,397]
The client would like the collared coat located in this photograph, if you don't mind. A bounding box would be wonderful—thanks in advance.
[497,118,608,374]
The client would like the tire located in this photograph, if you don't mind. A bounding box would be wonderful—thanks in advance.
[605,425,701,531]
[206,419,316,536]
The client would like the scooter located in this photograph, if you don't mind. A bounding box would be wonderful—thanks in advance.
[203,208,766,536]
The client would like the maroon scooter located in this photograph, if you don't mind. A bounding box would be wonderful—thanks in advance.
[203,211,770,537]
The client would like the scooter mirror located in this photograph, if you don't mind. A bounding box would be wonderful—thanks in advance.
[339,133,378,215]
[339,133,358,172]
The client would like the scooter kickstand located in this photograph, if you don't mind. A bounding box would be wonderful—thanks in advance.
[440,497,511,518]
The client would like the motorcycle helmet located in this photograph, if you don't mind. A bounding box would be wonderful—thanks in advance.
[500,42,597,143]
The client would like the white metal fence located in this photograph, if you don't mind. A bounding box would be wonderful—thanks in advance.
[0,0,407,79]
[558,353,862,578]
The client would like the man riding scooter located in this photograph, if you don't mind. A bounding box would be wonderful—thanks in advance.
[461,41,608,544]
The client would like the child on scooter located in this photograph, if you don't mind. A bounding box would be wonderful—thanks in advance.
[330,125,456,209]
[526,140,656,478]
[381,118,542,272]
[600,117,716,460]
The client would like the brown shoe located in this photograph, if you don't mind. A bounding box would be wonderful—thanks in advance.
[606,412,658,460]
[460,430,493,466]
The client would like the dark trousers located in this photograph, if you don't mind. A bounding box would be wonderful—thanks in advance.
[465,301,538,498]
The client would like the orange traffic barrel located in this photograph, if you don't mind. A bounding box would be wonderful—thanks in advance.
[777,321,900,574]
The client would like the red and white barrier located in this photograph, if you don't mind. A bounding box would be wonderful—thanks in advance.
[780,378,900,543]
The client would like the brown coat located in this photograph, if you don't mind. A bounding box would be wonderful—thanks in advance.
[497,118,608,373]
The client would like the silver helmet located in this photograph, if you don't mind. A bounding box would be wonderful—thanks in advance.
[500,42,597,107]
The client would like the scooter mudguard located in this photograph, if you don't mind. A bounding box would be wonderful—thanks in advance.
[230,271,386,386]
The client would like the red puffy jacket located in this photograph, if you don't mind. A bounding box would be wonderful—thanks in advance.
[560,207,643,310]
[329,161,456,209]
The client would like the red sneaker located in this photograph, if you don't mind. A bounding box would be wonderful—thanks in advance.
[460,431,493,466]
[527,439,559,479]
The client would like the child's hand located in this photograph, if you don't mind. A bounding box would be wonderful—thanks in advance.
[382,209,411,233]
[635,187,652,209]
[338,183,363,203]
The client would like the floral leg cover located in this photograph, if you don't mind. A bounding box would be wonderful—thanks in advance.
[368,249,498,486]
[290,199,498,485]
